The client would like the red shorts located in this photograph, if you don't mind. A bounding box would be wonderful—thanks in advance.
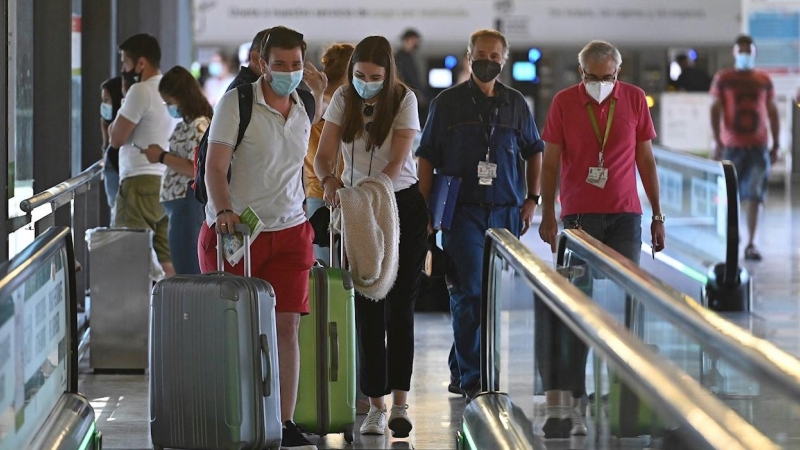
[198,221,315,314]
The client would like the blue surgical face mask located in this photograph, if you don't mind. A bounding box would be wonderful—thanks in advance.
[166,104,181,119]
[100,103,114,121]
[208,61,223,78]
[735,53,756,71]
[269,69,303,96]
[353,77,384,99]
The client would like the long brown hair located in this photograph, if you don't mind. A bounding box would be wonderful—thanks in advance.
[159,66,213,121]
[340,36,407,148]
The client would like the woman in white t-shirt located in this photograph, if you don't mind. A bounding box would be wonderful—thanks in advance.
[314,35,428,439]
[141,66,212,275]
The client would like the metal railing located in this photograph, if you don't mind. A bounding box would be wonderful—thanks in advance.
[19,160,104,214]
[460,228,778,450]
[15,159,105,310]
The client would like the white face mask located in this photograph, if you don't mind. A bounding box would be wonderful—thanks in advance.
[585,81,615,103]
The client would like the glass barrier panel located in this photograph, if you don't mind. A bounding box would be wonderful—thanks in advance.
[638,147,726,265]
[0,234,72,450]
[561,241,800,448]
[487,248,698,447]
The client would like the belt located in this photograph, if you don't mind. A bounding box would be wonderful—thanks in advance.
[463,202,515,209]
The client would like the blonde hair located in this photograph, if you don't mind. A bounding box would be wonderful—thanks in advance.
[467,29,509,60]
[321,43,355,83]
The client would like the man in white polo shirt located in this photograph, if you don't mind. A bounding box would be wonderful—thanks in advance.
[109,33,176,276]
[199,26,323,450]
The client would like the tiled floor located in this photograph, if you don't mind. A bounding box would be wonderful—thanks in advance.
[740,184,800,358]
[77,183,800,449]
[78,313,465,450]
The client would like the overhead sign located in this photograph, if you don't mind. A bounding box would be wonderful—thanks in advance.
[194,0,493,46]
[496,0,740,45]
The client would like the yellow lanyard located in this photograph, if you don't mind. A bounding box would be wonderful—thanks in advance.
[586,99,616,167]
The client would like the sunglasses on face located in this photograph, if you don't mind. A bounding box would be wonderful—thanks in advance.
[262,29,304,49]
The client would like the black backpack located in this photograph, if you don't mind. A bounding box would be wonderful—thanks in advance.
[193,85,316,204]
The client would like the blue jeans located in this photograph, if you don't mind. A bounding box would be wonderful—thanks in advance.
[162,187,204,275]
[104,165,120,209]
[723,147,770,202]
[562,213,642,264]
[443,204,520,391]
[535,213,641,396]
[305,196,330,265]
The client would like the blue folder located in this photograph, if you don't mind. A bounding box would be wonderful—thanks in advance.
[429,174,461,230]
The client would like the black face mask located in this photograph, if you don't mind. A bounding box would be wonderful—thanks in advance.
[121,66,140,88]
[471,59,502,83]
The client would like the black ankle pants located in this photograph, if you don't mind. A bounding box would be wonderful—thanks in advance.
[355,183,429,398]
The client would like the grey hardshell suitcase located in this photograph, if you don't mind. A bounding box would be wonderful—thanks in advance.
[149,224,282,450]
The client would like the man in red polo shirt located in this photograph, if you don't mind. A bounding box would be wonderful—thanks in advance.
[710,34,779,261]
[537,40,665,439]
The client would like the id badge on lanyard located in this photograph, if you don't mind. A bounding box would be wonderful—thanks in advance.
[475,93,499,186]
[586,165,608,188]
[586,100,615,189]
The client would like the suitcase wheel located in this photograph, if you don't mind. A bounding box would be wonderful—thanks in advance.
[455,430,465,450]
[343,423,354,444]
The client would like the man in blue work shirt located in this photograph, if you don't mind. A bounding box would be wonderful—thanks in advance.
[416,28,543,401]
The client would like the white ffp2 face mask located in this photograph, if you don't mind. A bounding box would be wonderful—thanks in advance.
[585,81,615,103]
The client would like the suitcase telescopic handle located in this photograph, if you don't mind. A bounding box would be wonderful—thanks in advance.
[216,223,252,277]
[329,322,339,382]
[328,207,347,269]
[259,334,272,397]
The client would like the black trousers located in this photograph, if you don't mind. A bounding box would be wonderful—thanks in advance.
[355,183,429,398]
[535,213,642,397]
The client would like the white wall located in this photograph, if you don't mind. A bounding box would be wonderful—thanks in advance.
[194,0,493,47]
[499,0,740,46]
[194,0,741,48]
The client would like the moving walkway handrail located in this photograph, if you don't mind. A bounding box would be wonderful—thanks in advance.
[560,229,800,403]
[652,145,722,174]
[481,229,776,450]
[649,147,741,285]
[721,161,740,285]
[20,159,104,213]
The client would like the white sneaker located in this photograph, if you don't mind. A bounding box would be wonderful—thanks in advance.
[360,406,387,435]
[571,406,587,436]
[388,404,413,438]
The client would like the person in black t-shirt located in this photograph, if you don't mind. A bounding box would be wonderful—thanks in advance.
[674,54,711,92]
[395,28,428,121]
[226,29,270,91]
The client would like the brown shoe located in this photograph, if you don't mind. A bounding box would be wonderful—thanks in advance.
[744,245,763,261]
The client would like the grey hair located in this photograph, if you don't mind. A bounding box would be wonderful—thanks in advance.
[578,40,622,68]
[467,29,510,61]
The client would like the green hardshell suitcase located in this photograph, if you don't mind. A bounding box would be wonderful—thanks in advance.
[295,262,357,443]
[607,374,663,438]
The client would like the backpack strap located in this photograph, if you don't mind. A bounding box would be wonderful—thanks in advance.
[235,84,254,149]
[295,88,316,123]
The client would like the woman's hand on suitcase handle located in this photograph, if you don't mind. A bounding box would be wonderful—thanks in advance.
[322,177,342,208]
[217,210,241,235]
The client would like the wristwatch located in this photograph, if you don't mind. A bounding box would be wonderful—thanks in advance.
[652,214,666,223]
[527,193,542,205]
